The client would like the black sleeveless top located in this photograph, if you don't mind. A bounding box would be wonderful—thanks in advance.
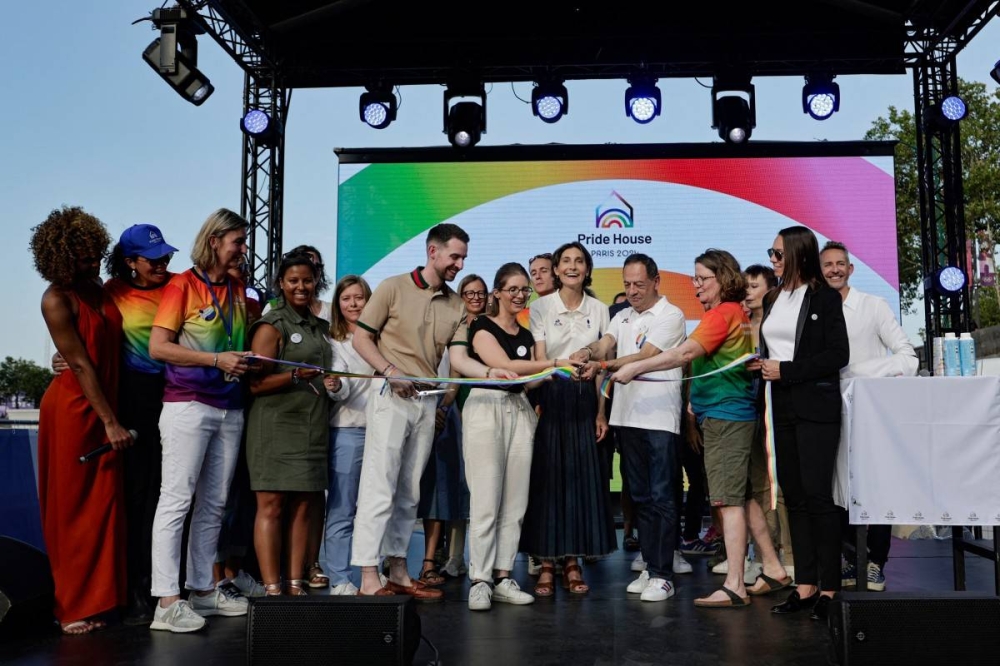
[467,315,534,393]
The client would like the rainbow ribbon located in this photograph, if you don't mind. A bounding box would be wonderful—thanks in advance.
[598,352,759,398]
[248,354,579,386]
[762,381,778,511]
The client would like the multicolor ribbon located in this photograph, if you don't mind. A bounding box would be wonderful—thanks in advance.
[598,352,759,398]
[248,354,579,386]
[762,381,778,511]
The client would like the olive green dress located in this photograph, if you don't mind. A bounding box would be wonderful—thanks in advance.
[246,301,333,492]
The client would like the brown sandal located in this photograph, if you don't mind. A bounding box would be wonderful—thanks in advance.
[562,561,589,594]
[534,562,555,597]
[307,563,329,588]
[285,579,309,596]
[419,559,446,587]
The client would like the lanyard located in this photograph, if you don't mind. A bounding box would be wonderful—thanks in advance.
[195,269,234,351]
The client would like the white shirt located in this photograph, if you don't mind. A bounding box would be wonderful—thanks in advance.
[607,296,686,434]
[762,284,807,361]
[840,287,918,379]
[329,332,373,428]
[529,291,609,359]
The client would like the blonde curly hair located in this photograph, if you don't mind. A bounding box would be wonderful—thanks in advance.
[30,206,111,285]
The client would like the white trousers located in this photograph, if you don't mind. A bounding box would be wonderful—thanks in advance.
[151,401,243,596]
[350,383,437,566]
[463,389,537,583]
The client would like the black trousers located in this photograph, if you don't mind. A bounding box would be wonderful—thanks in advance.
[679,438,708,542]
[841,511,892,568]
[772,398,842,591]
[119,369,165,602]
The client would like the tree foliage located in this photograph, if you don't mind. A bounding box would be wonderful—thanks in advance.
[864,79,1000,322]
[0,356,54,408]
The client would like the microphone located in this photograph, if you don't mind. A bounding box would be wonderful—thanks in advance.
[79,429,138,463]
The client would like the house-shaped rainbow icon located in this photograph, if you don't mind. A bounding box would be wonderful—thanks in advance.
[595,191,634,228]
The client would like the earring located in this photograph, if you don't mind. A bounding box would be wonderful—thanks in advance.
[131,269,137,279]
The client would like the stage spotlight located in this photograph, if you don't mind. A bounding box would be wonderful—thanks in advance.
[359,85,397,129]
[932,266,967,295]
[624,79,661,124]
[532,81,568,123]
[143,7,214,106]
[926,94,968,128]
[802,74,840,120]
[142,37,214,106]
[240,109,281,145]
[991,60,1000,85]
[443,83,486,148]
[712,76,755,143]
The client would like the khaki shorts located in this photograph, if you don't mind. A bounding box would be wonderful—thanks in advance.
[701,417,756,507]
[748,420,772,506]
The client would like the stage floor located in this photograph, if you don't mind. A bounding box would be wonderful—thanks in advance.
[5,532,997,666]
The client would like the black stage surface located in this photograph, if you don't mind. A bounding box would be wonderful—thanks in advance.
[5,532,997,666]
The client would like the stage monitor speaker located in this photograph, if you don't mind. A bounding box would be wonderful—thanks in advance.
[247,595,421,666]
[829,591,1000,666]
[0,536,54,637]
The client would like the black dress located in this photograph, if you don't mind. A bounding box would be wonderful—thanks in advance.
[519,375,617,559]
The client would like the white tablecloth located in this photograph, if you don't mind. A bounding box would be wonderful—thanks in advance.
[834,376,1000,526]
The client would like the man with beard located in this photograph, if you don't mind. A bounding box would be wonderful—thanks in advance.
[820,240,917,592]
[351,223,472,600]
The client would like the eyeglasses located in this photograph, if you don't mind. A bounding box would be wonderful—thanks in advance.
[528,252,553,265]
[500,286,534,297]
[139,253,174,266]
[767,248,784,261]
[462,290,487,299]
[691,274,717,287]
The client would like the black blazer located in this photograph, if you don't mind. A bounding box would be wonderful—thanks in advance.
[758,282,849,423]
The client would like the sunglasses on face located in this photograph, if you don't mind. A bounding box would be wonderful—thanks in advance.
[767,248,784,261]
[139,253,174,266]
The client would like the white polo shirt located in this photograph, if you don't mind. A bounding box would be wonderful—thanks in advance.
[607,296,686,434]
[529,291,609,359]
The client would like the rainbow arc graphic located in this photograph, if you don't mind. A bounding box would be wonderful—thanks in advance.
[595,190,634,228]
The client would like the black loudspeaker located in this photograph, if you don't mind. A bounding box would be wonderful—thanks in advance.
[0,536,55,637]
[247,595,421,666]
[829,591,1000,666]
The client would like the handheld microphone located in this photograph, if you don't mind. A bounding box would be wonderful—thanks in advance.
[79,429,139,463]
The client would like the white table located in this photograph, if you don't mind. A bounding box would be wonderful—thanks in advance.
[834,376,1000,592]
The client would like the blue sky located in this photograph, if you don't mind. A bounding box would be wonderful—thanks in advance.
[2,2,999,365]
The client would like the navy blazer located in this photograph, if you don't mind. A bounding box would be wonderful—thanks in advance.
[758,282,849,423]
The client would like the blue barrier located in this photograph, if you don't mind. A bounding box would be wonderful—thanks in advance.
[0,429,45,552]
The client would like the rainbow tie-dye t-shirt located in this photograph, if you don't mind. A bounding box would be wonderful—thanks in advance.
[104,276,171,375]
[689,300,756,422]
[153,268,247,409]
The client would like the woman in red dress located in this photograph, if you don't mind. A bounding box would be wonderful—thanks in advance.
[31,206,133,635]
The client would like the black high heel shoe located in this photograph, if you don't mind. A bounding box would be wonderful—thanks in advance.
[770,589,820,614]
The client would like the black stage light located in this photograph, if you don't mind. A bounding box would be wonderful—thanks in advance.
[802,74,840,120]
[991,59,1000,85]
[143,7,213,106]
[532,80,568,123]
[359,85,397,129]
[712,76,755,143]
[926,94,968,129]
[624,78,661,124]
[240,109,282,145]
[443,83,486,148]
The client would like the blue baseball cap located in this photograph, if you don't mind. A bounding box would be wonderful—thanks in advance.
[119,224,179,259]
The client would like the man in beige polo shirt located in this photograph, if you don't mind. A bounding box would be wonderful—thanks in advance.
[351,223,476,600]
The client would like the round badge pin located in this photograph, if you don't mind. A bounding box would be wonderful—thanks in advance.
[516,345,527,357]
[811,314,818,320]
[290,332,303,343]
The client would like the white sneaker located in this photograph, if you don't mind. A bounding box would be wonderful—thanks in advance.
[712,558,730,574]
[627,570,650,594]
[231,570,265,598]
[150,599,206,633]
[468,581,492,611]
[631,554,647,572]
[673,551,693,574]
[527,556,541,577]
[493,578,534,605]
[330,582,359,596]
[744,560,764,586]
[188,583,249,617]
[640,577,675,602]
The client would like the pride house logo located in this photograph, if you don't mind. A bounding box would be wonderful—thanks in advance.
[595,191,634,228]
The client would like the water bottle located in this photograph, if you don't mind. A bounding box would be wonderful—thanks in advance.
[959,332,977,376]
[943,332,961,377]
[932,336,945,376]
